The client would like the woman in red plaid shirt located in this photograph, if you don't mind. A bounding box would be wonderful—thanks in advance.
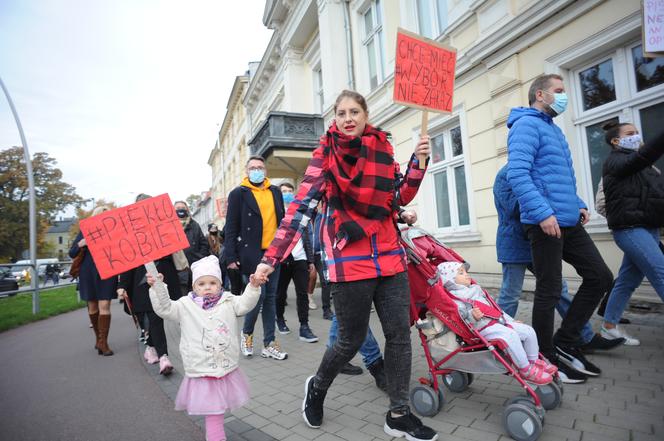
[255,90,437,441]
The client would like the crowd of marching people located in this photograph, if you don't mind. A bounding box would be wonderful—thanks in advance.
[70,77,663,441]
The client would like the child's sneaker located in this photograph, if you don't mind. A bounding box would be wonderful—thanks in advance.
[384,409,438,441]
[261,341,288,360]
[520,364,552,385]
[159,355,174,376]
[143,346,159,364]
[534,358,558,375]
[601,325,640,346]
[241,333,254,357]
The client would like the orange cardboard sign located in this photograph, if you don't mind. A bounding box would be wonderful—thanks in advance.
[393,28,457,113]
[79,194,189,279]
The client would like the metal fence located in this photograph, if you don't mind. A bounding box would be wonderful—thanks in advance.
[0,260,78,312]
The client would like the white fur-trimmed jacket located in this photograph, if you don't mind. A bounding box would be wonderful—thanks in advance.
[149,282,260,378]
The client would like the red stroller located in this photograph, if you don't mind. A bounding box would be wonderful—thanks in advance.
[401,226,563,441]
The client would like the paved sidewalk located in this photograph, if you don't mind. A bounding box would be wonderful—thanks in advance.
[161,287,664,441]
[0,302,204,441]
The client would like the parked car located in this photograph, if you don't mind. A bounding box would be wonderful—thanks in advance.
[0,267,20,295]
[11,258,59,283]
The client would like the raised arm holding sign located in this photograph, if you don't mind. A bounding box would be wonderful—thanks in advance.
[393,28,457,168]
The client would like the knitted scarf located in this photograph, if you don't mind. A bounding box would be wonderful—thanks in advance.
[189,292,222,310]
[322,121,396,247]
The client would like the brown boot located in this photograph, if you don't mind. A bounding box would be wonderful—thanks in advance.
[89,312,100,353]
[97,314,114,356]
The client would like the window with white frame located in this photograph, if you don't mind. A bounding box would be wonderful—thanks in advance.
[362,0,386,90]
[313,66,324,113]
[571,41,664,216]
[429,123,471,229]
[416,0,448,39]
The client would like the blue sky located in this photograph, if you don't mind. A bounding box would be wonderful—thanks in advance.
[0,1,272,212]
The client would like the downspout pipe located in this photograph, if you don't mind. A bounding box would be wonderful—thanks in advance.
[343,0,355,91]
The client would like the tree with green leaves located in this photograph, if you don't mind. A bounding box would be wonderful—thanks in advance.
[0,147,83,261]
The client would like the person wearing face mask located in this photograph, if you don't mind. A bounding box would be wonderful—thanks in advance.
[274,182,318,343]
[599,123,664,346]
[506,74,613,382]
[173,201,210,296]
[224,156,288,361]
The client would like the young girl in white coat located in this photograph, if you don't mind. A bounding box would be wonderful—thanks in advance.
[148,255,265,441]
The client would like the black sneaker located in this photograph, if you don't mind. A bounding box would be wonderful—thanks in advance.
[579,333,625,353]
[384,409,438,441]
[302,375,327,428]
[323,308,334,320]
[299,324,319,343]
[276,319,290,335]
[556,345,601,376]
[339,362,363,375]
[551,355,587,384]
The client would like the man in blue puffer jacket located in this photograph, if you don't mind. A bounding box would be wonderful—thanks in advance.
[494,166,624,383]
[506,74,613,380]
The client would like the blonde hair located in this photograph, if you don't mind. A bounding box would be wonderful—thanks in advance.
[91,206,109,217]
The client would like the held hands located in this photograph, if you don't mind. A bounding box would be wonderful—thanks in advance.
[249,273,267,288]
[539,215,561,238]
[146,273,164,287]
[471,307,484,321]
[579,208,590,225]
[254,263,275,281]
[414,135,431,160]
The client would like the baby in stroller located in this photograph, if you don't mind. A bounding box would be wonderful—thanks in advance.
[437,261,556,385]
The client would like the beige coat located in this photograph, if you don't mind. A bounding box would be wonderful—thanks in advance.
[149,282,260,378]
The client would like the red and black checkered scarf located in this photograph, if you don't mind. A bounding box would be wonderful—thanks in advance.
[321,121,396,247]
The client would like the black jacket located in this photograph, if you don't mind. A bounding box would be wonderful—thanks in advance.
[603,131,664,230]
[224,183,285,275]
[182,219,210,264]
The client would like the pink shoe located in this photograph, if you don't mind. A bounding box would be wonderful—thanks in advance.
[159,355,173,376]
[535,358,558,375]
[144,346,159,364]
[520,364,553,385]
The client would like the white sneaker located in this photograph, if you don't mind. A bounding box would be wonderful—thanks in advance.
[308,293,317,310]
[261,341,288,360]
[241,333,254,357]
[601,325,640,346]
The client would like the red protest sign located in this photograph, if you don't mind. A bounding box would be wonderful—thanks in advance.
[79,194,189,279]
[393,28,457,113]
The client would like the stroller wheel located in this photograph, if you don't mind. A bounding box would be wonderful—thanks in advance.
[467,373,474,385]
[536,381,563,410]
[410,385,440,417]
[442,371,470,393]
[505,396,545,421]
[503,403,543,441]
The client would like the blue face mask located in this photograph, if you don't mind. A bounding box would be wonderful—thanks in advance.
[544,91,568,115]
[248,169,265,184]
[282,193,295,206]
[618,134,642,150]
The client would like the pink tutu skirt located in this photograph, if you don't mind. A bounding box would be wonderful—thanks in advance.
[174,368,250,415]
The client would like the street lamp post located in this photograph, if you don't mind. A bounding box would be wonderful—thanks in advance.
[1,75,39,313]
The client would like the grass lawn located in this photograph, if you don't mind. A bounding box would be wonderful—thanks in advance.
[0,285,86,333]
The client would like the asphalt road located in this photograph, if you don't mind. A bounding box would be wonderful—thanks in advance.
[0,302,204,441]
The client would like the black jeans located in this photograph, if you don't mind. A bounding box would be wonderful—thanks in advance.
[146,311,168,357]
[314,271,411,412]
[276,258,310,325]
[525,222,612,358]
[314,254,332,311]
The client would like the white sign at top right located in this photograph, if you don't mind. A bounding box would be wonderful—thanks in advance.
[643,0,664,56]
